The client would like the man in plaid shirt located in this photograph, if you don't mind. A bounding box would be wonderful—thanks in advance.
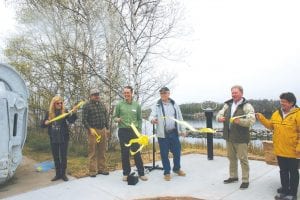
[82,88,109,177]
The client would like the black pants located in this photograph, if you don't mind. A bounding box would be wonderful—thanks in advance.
[277,156,299,196]
[51,141,68,176]
[118,128,144,176]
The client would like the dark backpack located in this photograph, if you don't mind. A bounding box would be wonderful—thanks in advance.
[127,172,138,185]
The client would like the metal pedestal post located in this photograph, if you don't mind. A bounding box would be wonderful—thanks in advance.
[205,110,214,160]
[144,124,163,171]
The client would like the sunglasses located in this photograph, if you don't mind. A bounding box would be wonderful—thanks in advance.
[92,93,99,96]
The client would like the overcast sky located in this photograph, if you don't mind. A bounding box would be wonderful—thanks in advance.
[0,1,16,56]
[161,0,300,104]
[1,0,299,104]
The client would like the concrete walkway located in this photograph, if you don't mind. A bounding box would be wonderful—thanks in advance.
[4,154,297,200]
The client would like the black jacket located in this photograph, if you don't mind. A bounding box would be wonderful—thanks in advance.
[41,110,77,143]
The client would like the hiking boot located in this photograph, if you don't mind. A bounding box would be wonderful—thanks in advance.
[139,175,148,181]
[51,175,61,181]
[223,177,238,184]
[277,187,283,193]
[281,195,297,200]
[277,187,291,194]
[275,193,288,200]
[90,174,97,178]
[164,174,171,181]
[62,175,69,181]
[122,175,128,181]
[240,182,249,190]
[98,171,109,175]
[174,170,186,176]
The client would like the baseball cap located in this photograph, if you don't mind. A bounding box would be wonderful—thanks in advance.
[159,87,170,93]
[90,88,100,95]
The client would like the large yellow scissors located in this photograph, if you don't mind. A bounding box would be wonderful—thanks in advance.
[89,128,101,143]
[125,123,155,155]
[48,100,86,123]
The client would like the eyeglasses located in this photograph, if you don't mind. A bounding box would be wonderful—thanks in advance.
[55,102,63,105]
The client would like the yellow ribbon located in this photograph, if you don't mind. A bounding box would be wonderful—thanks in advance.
[90,128,101,143]
[125,123,154,155]
[48,100,86,123]
[166,117,216,133]
[229,113,254,123]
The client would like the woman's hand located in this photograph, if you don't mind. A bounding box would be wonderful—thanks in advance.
[115,118,122,123]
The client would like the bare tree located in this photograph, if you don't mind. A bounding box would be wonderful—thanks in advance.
[4,0,182,146]
[107,0,180,105]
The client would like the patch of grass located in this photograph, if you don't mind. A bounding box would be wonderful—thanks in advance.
[68,142,88,157]
[67,157,89,178]
[24,128,265,178]
[67,149,123,178]
[25,129,51,153]
[23,146,52,162]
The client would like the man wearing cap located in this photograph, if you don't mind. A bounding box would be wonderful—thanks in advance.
[82,88,109,177]
[113,86,148,182]
[149,87,186,181]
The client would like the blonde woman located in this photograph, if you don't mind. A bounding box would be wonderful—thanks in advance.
[41,96,77,181]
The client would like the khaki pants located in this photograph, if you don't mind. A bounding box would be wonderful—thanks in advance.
[88,128,107,175]
[226,141,249,183]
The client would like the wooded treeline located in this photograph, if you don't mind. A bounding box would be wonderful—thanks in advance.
[180,99,280,119]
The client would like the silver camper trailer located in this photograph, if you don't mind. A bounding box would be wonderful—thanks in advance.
[0,64,29,184]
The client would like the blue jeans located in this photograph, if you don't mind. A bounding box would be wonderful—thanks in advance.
[158,131,181,175]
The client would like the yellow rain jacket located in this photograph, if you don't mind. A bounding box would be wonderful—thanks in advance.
[258,107,300,158]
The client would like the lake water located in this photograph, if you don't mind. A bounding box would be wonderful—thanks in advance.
[142,119,268,148]
[185,119,266,129]
[142,119,266,132]
[180,137,264,148]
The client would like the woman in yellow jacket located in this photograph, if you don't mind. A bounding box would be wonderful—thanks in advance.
[256,92,300,200]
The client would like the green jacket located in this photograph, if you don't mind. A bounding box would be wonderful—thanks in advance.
[216,98,255,143]
[113,100,142,130]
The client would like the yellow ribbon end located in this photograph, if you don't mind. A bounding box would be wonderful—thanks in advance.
[139,135,149,146]
[199,128,216,133]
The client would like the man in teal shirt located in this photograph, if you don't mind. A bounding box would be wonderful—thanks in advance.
[114,86,148,182]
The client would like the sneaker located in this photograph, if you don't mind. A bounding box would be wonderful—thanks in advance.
[174,170,186,176]
[274,193,287,200]
[98,171,109,175]
[164,174,171,181]
[239,182,249,189]
[223,177,238,184]
[122,176,128,181]
[281,195,297,200]
[139,175,148,181]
